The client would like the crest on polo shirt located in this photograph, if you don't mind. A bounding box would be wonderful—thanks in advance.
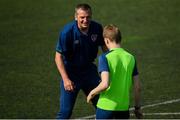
[91,34,98,42]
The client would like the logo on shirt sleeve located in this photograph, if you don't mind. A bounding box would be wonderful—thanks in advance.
[91,34,98,42]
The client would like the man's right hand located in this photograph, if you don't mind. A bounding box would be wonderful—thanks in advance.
[63,79,75,91]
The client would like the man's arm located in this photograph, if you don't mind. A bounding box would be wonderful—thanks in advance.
[87,71,109,103]
[55,52,74,91]
[133,75,143,119]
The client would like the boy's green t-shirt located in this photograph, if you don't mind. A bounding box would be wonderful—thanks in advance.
[97,48,135,111]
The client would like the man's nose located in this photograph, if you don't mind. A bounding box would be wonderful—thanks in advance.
[84,17,89,22]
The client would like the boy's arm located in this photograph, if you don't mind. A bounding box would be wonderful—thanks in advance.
[133,75,143,119]
[133,75,141,107]
[87,71,109,103]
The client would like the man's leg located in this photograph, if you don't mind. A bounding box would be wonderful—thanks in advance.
[56,80,79,119]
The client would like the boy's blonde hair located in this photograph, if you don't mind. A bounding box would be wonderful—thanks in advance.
[103,24,122,43]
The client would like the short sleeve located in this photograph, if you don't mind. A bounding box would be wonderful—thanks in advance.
[98,54,109,73]
[56,31,69,54]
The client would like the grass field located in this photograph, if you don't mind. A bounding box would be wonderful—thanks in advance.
[0,0,180,119]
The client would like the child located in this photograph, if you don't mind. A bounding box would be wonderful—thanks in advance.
[87,24,143,119]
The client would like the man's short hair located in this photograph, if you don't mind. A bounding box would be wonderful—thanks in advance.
[75,3,92,15]
[103,24,122,43]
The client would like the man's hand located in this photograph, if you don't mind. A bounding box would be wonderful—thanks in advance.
[63,78,75,91]
[134,109,143,119]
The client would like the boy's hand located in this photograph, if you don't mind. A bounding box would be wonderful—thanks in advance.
[87,91,95,104]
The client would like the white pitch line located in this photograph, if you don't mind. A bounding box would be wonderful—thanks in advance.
[131,112,180,116]
[130,98,180,111]
[143,112,180,115]
[80,98,180,119]
[80,114,95,119]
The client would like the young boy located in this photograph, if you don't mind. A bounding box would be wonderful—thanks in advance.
[87,24,143,119]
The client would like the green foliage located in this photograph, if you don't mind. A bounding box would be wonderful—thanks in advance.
[0,0,180,118]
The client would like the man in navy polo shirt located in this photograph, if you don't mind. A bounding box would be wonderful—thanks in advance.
[55,3,106,119]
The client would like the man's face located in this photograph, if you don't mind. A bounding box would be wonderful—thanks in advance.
[75,9,91,31]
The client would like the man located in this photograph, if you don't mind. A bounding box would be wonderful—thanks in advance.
[55,3,106,119]
[87,24,143,119]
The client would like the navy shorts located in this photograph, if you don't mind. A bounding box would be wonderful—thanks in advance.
[96,107,130,119]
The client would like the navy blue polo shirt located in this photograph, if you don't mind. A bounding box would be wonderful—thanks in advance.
[56,20,104,69]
